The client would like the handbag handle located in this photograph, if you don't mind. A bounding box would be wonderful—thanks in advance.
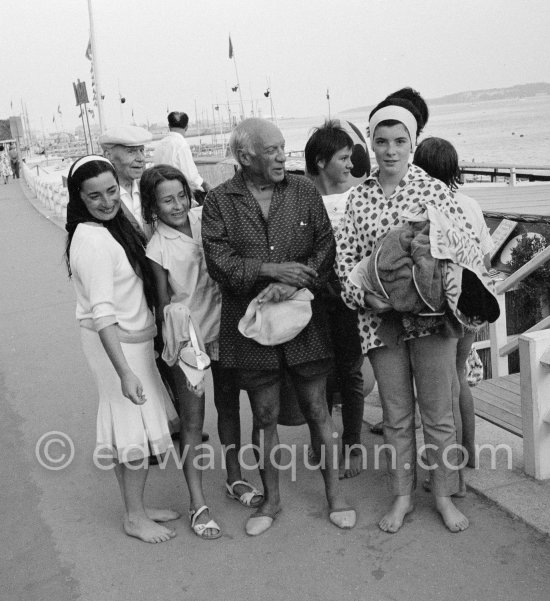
[188,319,202,359]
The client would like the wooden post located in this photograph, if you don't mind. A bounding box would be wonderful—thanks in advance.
[519,330,550,480]
[489,293,509,377]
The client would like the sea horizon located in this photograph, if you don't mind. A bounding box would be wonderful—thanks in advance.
[184,95,550,167]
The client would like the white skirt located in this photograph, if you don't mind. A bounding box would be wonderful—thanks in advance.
[80,328,178,463]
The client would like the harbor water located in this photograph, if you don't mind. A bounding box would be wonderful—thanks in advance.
[184,95,550,166]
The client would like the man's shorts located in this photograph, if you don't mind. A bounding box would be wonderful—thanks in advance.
[236,355,333,392]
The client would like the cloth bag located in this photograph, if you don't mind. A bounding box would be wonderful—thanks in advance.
[466,347,484,386]
[238,288,314,346]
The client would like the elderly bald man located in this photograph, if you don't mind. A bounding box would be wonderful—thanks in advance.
[202,118,356,536]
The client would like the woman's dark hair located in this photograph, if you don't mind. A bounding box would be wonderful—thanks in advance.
[413,137,461,191]
[369,88,428,139]
[304,120,354,176]
[385,87,429,129]
[140,164,192,225]
[65,156,156,310]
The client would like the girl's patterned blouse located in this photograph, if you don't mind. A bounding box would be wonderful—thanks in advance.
[336,164,470,353]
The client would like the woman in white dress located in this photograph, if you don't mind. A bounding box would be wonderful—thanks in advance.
[65,155,179,544]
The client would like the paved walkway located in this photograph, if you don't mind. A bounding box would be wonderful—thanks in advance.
[2,178,550,601]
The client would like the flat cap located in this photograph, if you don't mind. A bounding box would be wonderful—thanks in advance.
[99,125,152,147]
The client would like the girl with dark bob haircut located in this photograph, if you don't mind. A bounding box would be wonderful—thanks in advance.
[414,137,494,471]
[413,137,461,192]
[139,163,193,226]
[140,163,263,539]
[304,120,354,176]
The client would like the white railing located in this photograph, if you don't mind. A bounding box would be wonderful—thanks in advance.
[459,162,550,187]
[483,245,550,377]
[22,162,68,222]
[519,330,550,479]
[478,247,550,479]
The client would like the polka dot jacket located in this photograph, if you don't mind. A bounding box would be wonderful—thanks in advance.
[202,171,335,370]
[336,164,471,354]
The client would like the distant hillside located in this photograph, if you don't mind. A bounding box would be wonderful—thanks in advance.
[430,82,550,105]
[344,82,550,113]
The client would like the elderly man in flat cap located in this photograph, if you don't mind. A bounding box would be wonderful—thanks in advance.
[99,125,152,236]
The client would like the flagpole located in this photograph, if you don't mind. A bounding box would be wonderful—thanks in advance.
[229,35,245,121]
[326,89,331,119]
[87,0,106,132]
[20,98,29,152]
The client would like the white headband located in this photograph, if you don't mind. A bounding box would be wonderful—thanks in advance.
[71,154,113,176]
[369,105,418,151]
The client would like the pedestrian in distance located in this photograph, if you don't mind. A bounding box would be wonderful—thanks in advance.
[153,111,212,204]
[8,143,20,179]
[0,145,11,184]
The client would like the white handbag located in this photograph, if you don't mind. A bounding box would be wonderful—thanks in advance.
[177,320,211,391]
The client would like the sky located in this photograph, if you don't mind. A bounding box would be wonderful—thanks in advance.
[1,0,549,135]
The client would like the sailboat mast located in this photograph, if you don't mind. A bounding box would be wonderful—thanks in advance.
[87,0,106,132]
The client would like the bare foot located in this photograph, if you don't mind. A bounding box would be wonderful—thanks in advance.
[378,495,414,533]
[124,514,176,543]
[145,508,180,522]
[435,496,469,532]
[339,451,364,479]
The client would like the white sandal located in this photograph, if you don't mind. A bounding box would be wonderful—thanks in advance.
[189,505,222,540]
[226,480,264,508]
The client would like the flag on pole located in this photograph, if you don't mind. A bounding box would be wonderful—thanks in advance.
[57,104,62,116]
[10,99,13,110]
[85,38,92,61]
[228,35,233,59]
[326,89,330,100]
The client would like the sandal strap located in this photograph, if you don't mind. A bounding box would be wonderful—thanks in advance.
[226,479,263,502]
[239,490,262,505]
[190,505,209,528]
[192,518,221,535]
[226,479,250,494]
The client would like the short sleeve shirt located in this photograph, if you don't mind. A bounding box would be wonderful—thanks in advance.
[146,208,221,343]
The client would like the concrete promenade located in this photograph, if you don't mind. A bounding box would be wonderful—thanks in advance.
[2,178,550,601]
